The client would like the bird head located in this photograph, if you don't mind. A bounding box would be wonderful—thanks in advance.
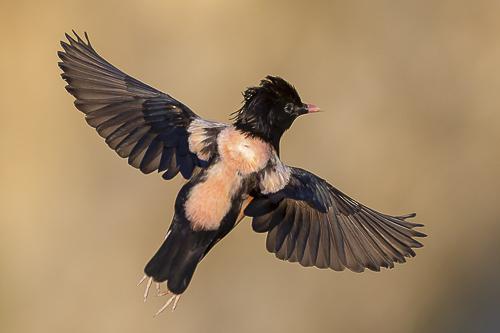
[232,76,320,152]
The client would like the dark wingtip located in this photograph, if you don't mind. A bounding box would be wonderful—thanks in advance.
[398,212,417,220]
[84,31,91,46]
[60,40,70,50]
[56,50,66,59]
[64,85,75,95]
[397,212,426,231]
[411,239,424,248]
[63,30,91,47]
[64,32,77,45]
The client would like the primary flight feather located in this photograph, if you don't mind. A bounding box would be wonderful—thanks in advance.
[58,31,425,314]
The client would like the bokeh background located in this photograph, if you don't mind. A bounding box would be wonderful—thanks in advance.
[1,1,500,332]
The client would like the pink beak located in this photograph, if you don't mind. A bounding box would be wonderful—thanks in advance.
[306,104,321,113]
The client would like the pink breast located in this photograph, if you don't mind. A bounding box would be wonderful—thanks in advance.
[184,127,271,231]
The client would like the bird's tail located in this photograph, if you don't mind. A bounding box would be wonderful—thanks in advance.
[144,223,214,295]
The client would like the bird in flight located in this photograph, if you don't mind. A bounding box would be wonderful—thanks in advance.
[58,32,425,315]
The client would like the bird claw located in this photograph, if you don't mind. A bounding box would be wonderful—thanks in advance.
[137,275,147,286]
[137,275,181,315]
[143,276,153,302]
[157,290,170,297]
[154,294,181,316]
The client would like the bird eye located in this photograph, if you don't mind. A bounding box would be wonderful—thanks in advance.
[284,103,294,113]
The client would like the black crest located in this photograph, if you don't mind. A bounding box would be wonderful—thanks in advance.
[241,76,301,108]
[232,76,303,152]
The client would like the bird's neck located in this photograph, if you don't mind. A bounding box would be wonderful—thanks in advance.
[233,120,283,156]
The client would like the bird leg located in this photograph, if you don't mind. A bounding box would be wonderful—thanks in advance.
[138,275,181,314]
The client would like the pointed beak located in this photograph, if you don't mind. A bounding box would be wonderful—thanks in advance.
[305,104,321,113]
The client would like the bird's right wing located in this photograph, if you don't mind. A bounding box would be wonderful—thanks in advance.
[245,167,426,272]
[58,31,227,180]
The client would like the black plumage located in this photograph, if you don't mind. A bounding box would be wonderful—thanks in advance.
[58,32,425,313]
[58,32,216,181]
[246,168,424,271]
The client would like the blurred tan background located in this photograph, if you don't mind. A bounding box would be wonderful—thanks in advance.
[1,1,500,332]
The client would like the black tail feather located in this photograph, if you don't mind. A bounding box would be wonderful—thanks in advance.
[144,224,214,295]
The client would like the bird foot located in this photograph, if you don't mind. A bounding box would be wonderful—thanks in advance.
[138,275,154,302]
[137,275,181,315]
[154,294,181,316]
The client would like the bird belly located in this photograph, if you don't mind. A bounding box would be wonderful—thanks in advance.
[184,162,242,231]
[184,127,271,231]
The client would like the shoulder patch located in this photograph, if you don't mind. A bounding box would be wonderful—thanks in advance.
[187,119,227,161]
[259,152,291,194]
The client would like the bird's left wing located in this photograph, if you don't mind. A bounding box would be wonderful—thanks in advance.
[58,32,226,180]
[245,167,426,272]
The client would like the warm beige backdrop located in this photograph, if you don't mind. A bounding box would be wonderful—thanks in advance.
[1,1,500,332]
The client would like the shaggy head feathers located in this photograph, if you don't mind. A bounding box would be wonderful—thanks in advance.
[232,76,303,151]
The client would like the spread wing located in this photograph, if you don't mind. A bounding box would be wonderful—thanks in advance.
[245,167,426,272]
[58,31,226,180]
